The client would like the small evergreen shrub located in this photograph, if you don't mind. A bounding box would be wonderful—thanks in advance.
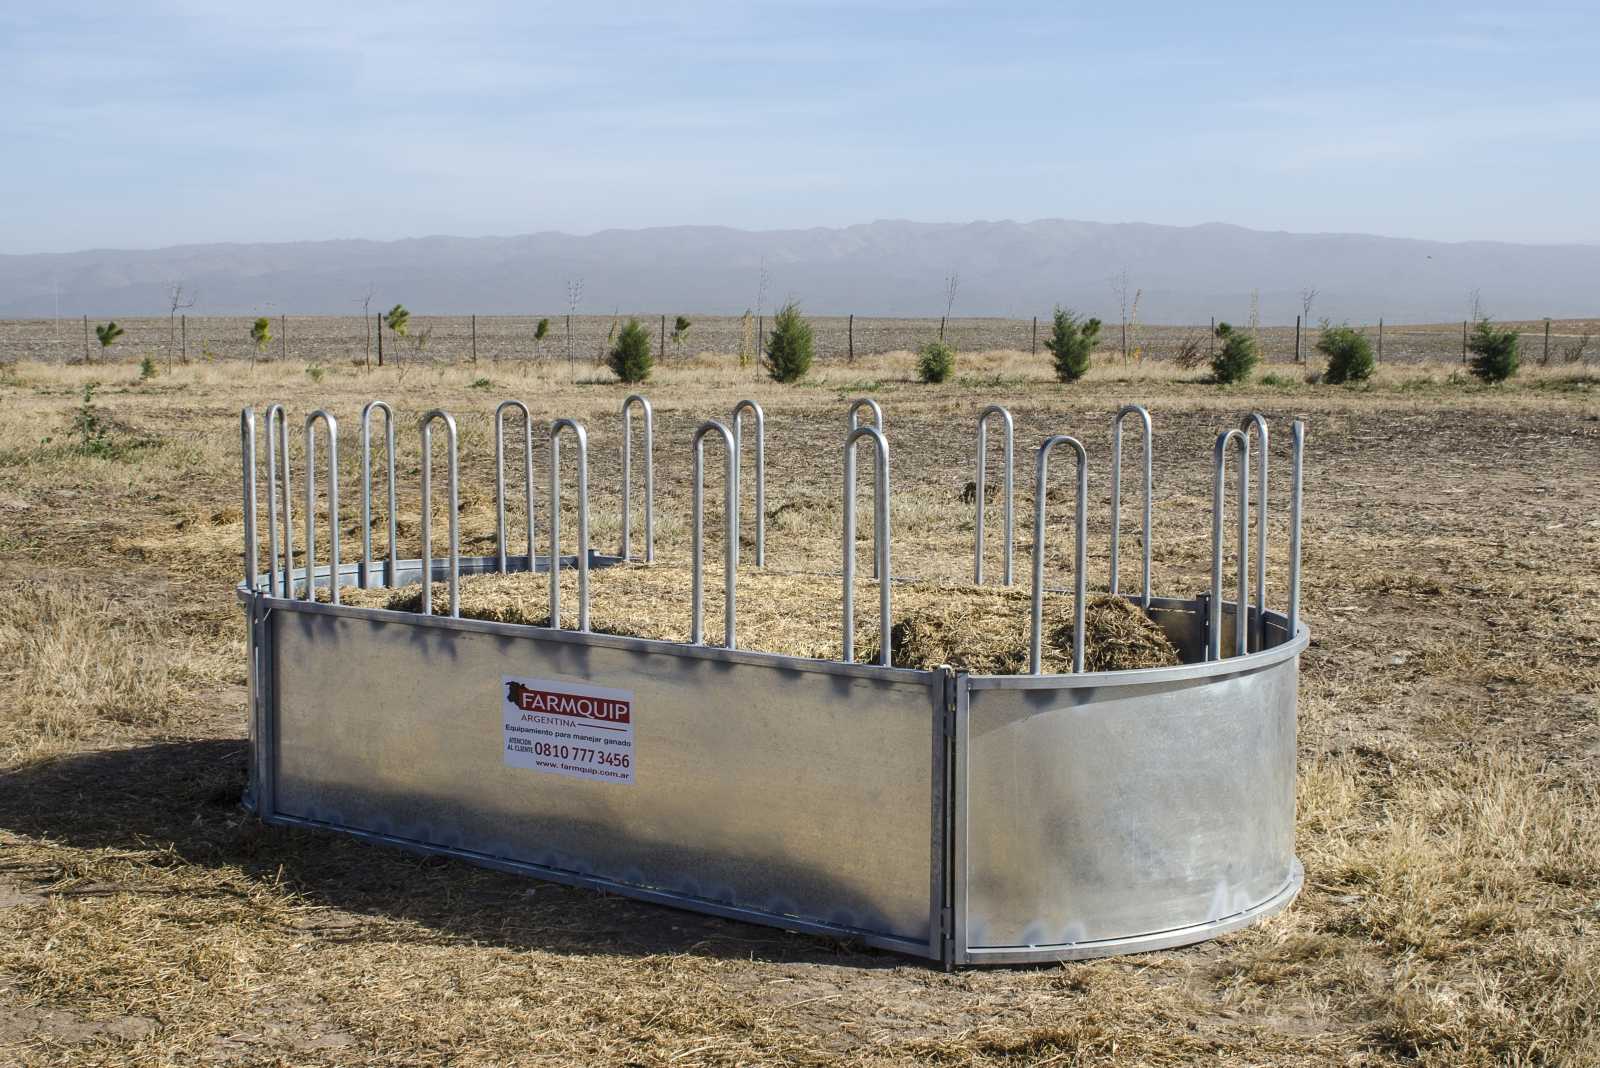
[1467,319,1520,383]
[917,340,955,383]
[1318,324,1375,384]
[608,318,653,383]
[1045,308,1101,383]
[138,356,158,381]
[1211,322,1258,384]
[764,302,814,383]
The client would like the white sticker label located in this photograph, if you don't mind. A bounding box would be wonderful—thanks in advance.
[502,676,635,784]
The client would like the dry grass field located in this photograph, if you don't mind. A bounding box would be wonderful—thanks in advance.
[0,346,1597,1066]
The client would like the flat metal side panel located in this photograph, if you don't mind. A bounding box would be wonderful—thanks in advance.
[268,607,940,947]
[962,656,1297,950]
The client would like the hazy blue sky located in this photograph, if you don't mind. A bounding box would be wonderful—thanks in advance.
[3,2,1597,253]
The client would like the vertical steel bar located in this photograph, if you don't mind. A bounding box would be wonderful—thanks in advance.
[847,399,885,579]
[1029,436,1088,674]
[419,410,460,618]
[266,404,293,598]
[690,420,738,647]
[1288,419,1306,640]
[240,409,258,589]
[1241,412,1269,650]
[841,425,891,665]
[731,399,765,568]
[973,405,1014,586]
[1209,429,1250,660]
[620,395,655,563]
[495,400,535,574]
[359,400,397,589]
[548,419,590,631]
[302,410,341,605]
[1109,404,1153,608]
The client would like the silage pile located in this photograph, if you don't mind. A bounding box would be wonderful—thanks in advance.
[339,564,1180,674]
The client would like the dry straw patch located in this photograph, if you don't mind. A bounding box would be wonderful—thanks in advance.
[340,564,1180,673]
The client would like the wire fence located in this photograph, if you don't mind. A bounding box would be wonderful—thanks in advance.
[1,313,1593,367]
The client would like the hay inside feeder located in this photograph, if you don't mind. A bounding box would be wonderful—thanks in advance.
[337,564,1180,674]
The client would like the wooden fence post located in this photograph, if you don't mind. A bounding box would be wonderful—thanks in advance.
[1209,316,1215,358]
[1544,318,1551,363]
[660,314,666,359]
[280,316,286,362]
[1294,314,1301,363]
[940,315,946,342]
[1031,315,1037,356]
[1377,318,1384,362]
[377,315,384,366]
[471,314,477,364]
[848,314,854,363]
[1461,320,1468,364]
[83,315,89,362]
[181,314,187,363]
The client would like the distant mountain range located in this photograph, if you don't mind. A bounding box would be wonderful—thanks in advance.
[2,219,1595,324]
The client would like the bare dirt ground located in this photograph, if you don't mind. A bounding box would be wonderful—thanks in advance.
[0,348,1597,1066]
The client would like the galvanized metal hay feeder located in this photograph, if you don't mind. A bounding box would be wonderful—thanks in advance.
[237,397,1307,968]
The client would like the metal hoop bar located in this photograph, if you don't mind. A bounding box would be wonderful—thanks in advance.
[848,399,885,578]
[731,399,765,568]
[495,399,536,574]
[1241,412,1270,651]
[620,395,654,563]
[419,410,460,618]
[1110,404,1154,609]
[842,425,891,666]
[303,410,341,605]
[359,400,398,588]
[1209,429,1250,661]
[691,420,738,647]
[548,418,590,632]
[265,404,292,598]
[1288,419,1306,641]
[240,409,258,589]
[1030,435,1089,675]
[847,397,883,431]
[974,405,1015,586]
